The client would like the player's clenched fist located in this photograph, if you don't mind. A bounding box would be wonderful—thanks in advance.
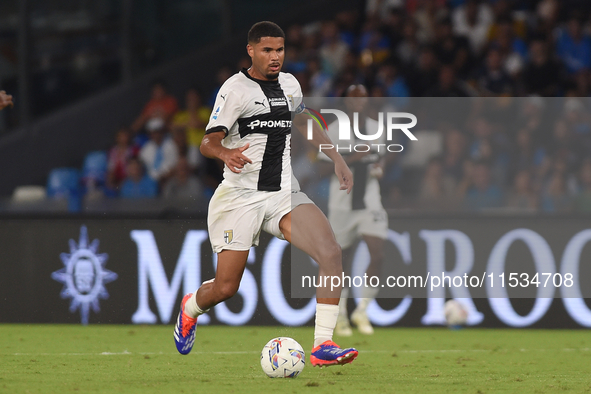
[0,90,13,110]
[334,159,354,194]
[221,143,252,173]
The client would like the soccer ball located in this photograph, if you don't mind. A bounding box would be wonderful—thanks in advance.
[444,300,468,328]
[260,337,305,378]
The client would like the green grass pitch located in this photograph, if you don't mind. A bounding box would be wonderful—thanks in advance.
[1,325,590,393]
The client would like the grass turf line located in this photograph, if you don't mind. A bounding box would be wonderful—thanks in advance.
[1,325,590,393]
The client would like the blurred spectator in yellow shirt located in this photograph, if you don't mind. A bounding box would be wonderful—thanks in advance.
[172,87,210,149]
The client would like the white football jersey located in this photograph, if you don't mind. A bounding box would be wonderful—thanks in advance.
[205,69,305,192]
[319,117,385,212]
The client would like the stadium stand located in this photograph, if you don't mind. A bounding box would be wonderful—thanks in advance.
[3,0,591,213]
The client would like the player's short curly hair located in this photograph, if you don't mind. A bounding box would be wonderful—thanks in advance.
[248,21,285,44]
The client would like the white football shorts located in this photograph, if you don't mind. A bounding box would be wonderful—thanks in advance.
[208,183,313,253]
[329,208,388,249]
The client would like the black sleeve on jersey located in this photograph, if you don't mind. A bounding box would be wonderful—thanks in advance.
[205,125,228,136]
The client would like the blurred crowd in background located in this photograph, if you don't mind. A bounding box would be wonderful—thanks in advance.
[10,0,591,213]
[99,80,223,201]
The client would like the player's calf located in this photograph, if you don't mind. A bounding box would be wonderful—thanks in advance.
[212,281,240,304]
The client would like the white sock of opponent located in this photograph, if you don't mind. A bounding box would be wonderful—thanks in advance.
[338,287,349,317]
[184,291,208,318]
[354,286,380,314]
[314,303,339,347]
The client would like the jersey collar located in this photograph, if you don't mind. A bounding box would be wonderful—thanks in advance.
[241,68,279,85]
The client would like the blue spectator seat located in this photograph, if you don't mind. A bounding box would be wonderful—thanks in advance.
[46,168,81,199]
[82,151,108,183]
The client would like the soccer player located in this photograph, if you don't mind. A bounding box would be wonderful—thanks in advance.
[0,90,13,110]
[174,21,359,367]
[319,85,388,336]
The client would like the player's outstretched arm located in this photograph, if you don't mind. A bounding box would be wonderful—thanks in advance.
[200,131,252,173]
[293,110,353,194]
[0,90,14,110]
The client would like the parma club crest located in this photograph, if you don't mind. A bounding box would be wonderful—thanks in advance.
[52,225,117,325]
[224,230,233,244]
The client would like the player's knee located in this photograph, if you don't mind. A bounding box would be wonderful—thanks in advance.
[372,252,384,266]
[319,241,342,272]
[215,281,240,301]
[329,242,342,263]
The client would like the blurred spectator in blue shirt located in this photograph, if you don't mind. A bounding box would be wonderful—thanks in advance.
[139,117,179,183]
[556,16,591,75]
[505,169,538,211]
[120,158,158,198]
[319,21,350,77]
[283,24,307,74]
[418,157,458,210]
[574,157,591,212]
[376,63,409,107]
[462,161,504,211]
[511,129,546,177]
[442,128,468,183]
[307,57,332,97]
[548,119,578,171]
[542,166,572,213]
[359,18,391,63]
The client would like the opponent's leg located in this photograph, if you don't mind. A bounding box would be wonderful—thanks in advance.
[336,245,356,337]
[351,235,384,335]
[174,250,249,355]
[362,235,384,279]
[280,205,358,366]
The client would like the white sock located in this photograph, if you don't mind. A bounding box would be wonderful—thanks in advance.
[184,291,208,318]
[338,287,349,317]
[314,303,339,347]
[354,286,380,314]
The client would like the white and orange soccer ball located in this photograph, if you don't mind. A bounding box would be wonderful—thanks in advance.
[260,337,305,378]
[444,299,468,328]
